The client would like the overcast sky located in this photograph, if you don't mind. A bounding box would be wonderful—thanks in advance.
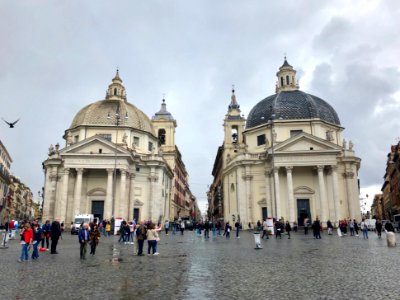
[1,1,399,213]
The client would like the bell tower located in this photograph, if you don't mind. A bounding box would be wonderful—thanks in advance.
[223,87,246,158]
[275,57,299,93]
[152,98,176,153]
[106,69,127,101]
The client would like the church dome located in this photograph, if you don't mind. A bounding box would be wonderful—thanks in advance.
[246,90,341,128]
[246,58,340,129]
[69,71,155,135]
[69,100,155,135]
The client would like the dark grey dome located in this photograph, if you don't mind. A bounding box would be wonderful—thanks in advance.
[246,90,340,128]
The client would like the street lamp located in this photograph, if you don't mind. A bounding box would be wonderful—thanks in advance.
[107,103,128,220]
[261,108,276,219]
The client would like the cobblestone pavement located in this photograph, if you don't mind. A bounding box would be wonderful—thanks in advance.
[1,229,399,300]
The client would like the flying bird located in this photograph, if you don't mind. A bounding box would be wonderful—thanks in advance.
[2,118,20,128]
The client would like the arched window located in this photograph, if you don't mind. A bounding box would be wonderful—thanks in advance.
[286,75,289,85]
[280,77,284,86]
[158,129,166,145]
[114,88,117,95]
[231,126,238,144]
[231,183,235,192]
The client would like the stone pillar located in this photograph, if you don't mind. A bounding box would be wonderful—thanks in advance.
[49,166,59,220]
[285,166,295,224]
[129,172,136,221]
[73,168,84,216]
[119,170,127,219]
[244,165,253,224]
[148,167,158,221]
[42,167,51,221]
[104,168,113,220]
[265,169,273,218]
[58,168,70,222]
[317,165,328,224]
[331,166,340,222]
[273,167,281,219]
[344,171,355,220]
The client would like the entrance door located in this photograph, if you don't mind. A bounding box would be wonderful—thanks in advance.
[297,199,311,226]
[133,208,140,222]
[91,201,104,221]
[262,207,268,220]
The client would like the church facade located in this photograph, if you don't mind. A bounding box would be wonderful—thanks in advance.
[208,59,361,227]
[42,71,197,225]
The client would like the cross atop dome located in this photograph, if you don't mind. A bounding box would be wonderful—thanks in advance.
[275,56,299,93]
[106,69,127,101]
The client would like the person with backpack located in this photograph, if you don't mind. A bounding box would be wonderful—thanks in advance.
[136,221,147,256]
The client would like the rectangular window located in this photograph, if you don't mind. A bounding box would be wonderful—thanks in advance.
[133,137,140,147]
[290,130,303,137]
[97,134,112,142]
[148,142,153,152]
[74,135,79,143]
[257,134,266,146]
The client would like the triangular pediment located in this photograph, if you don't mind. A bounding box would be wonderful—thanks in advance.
[60,136,131,156]
[274,132,342,153]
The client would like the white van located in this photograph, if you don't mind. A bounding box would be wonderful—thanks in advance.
[71,214,94,235]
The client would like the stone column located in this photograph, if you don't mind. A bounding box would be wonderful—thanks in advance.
[129,172,136,221]
[331,166,340,222]
[265,169,273,218]
[244,165,253,224]
[119,170,127,219]
[104,169,113,220]
[58,168,70,222]
[344,171,355,220]
[148,167,158,221]
[42,168,51,221]
[317,166,328,224]
[49,166,59,220]
[73,168,84,216]
[285,166,295,224]
[273,167,281,219]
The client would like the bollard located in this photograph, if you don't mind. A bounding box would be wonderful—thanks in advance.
[386,232,396,247]
[254,232,262,249]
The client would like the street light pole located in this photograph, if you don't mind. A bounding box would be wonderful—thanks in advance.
[107,103,128,220]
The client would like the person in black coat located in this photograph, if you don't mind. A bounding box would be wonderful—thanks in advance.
[385,221,395,232]
[285,221,292,239]
[50,219,62,254]
[376,219,383,237]
[313,218,321,239]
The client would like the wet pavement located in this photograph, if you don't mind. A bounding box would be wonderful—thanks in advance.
[1,229,400,299]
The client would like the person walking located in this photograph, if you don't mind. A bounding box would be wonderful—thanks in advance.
[275,220,283,239]
[354,220,360,236]
[146,223,159,256]
[105,221,111,237]
[18,223,33,262]
[78,223,90,260]
[376,219,383,237]
[304,217,309,235]
[261,219,269,239]
[50,219,62,254]
[89,221,101,255]
[285,221,292,239]
[136,221,147,256]
[361,218,368,239]
[204,220,210,239]
[349,219,355,236]
[164,220,170,235]
[327,220,333,235]
[31,223,42,260]
[235,221,241,238]
[224,222,232,238]
[180,220,185,235]
[41,220,51,250]
[312,218,321,239]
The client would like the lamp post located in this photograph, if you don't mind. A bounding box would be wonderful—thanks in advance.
[38,189,44,220]
[261,109,276,219]
[107,103,128,220]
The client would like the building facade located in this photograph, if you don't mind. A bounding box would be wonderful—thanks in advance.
[42,71,199,225]
[209,59,361,227]
[0,141,12,222]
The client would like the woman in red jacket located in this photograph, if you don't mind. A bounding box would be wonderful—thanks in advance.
[18,223,33,262]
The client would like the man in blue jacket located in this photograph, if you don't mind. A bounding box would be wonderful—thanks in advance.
[78,223,90,260]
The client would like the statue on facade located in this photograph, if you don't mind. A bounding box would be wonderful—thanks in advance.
[55,143,60,154]
[48,144,55,156]
[66,131,73,146]
[122,133,128,145]
[342,138,347,149]
[349,140,354,150]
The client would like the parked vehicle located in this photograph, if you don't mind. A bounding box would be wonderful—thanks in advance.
[364,218,376,231]
[71,214,94,235]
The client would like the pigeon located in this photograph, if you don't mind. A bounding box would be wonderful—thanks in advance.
[2,118,20,128]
